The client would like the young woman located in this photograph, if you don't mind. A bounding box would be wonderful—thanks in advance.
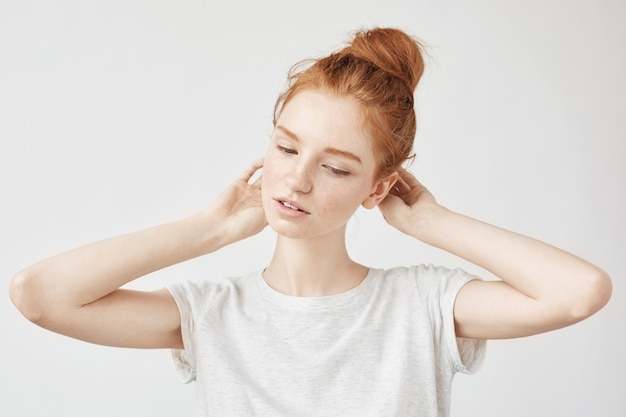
[10,28,611,416]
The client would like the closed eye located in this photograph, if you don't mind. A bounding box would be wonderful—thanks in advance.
[325,165,350,176]
[277,145,297,155]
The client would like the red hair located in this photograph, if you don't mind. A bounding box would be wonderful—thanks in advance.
[273,28,425,178]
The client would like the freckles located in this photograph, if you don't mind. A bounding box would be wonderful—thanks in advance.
[323,188,361,213]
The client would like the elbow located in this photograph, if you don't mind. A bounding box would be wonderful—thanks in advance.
[569,268,612,322]
[9,269,48,325]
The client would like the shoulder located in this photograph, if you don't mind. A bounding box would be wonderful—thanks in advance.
[373,264,480,299]
[167,270,260,311]
[375,264,477,282]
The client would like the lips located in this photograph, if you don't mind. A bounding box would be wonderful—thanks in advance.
[274,197,310,214]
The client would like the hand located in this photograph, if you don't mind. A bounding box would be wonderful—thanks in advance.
[378,168,438,236]
[206,159,268,245]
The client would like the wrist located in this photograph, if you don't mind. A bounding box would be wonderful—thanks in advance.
[181,210,230,256]
[405,203,453,243]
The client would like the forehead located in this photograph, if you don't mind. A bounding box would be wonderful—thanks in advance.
[276,89,375,158]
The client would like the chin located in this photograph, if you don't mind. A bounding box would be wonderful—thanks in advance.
[267,217,347,242]
[267,220,312,240]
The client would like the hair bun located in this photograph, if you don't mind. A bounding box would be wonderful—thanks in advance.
[346,28,425,92]
[273,27,425,178]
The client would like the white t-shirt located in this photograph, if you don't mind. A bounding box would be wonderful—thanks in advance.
[167,265,486,417]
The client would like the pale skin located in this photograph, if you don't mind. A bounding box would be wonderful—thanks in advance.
[9,89,612,352]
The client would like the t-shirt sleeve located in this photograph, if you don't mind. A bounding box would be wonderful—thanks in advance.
[413,264,487,374]
[167,282,197,383]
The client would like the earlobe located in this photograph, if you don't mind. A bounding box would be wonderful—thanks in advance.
[362,172,399,209]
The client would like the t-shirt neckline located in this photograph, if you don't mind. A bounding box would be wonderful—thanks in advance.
[255,267,378,310]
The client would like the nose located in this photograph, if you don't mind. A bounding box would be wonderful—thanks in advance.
[285,160,313,194]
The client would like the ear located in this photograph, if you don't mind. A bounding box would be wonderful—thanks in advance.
[361,171,399,209]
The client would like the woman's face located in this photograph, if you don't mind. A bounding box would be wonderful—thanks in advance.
[262,89,392,240]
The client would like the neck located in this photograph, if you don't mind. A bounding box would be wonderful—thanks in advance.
[263,228,368,297]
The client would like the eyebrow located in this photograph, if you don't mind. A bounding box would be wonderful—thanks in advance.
[275,125,363,164]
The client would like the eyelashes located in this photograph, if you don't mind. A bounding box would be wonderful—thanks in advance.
[326,166,350,176]
[277,145,297,155]
[275,145,350,176]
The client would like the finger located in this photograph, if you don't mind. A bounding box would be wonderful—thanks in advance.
[394,175,412,194]
[251,174,263,187]
[239,158,264,183]
[397,168,421,187]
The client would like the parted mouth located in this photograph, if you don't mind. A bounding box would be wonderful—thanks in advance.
[274,197,310,214]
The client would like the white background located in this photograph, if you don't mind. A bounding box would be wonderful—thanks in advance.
[2,1,624,416]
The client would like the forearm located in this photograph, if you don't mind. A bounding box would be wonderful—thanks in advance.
[381,169,611,337]
[410,204,611,310]
[10,162,265,347]
[11,210,224,316]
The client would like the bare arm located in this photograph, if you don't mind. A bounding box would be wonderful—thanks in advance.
[378,169,612,339]
[9,160,267,348]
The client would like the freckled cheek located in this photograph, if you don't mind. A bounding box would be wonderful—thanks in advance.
[318,188,366,216]
[260,169,276,202]
[260,159,288,208]
[261,157,279,186]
